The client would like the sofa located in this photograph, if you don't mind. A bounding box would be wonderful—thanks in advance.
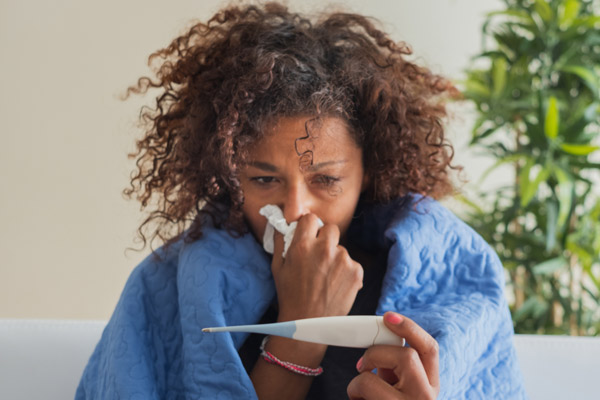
[1,319,599,399]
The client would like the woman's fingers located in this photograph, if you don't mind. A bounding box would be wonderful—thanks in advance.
[347,372,408,400]
[315,223,340,249]
[381,312,440,389]
[356,346,431,393]
[289,213,322,245]
[271,213,321,270]
[348,312,440,399]
[270,230,285,272]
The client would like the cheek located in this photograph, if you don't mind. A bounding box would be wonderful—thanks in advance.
[331,199,359,230]
[241,199,268,243]
[324,179,363,233]
[250,215,267,242]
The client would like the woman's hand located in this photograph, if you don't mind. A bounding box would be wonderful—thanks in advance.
[270,213,364,322]
[249,213,363,399]
[347,312,440,400]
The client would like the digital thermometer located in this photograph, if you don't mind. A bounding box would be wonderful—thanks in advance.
[203,315,405,348]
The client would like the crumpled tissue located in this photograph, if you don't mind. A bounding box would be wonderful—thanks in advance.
[259,204,323,258]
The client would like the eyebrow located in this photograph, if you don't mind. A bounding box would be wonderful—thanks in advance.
[247,160,347,172]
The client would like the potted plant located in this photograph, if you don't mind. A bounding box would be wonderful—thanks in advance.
[460,0,600,335]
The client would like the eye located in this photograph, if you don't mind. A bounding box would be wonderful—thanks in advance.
[313,175,341,187]
[250,176,278,185]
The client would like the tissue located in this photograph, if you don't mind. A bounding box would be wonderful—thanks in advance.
[259,205,323,257]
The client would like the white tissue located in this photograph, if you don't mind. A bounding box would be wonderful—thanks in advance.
[259,204,323,258]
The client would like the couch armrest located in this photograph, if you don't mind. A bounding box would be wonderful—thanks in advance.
[514,334,600,400]
[0,319,106,400]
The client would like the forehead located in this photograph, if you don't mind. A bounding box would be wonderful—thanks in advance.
[247,116,361,161]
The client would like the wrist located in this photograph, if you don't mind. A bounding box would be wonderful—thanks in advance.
[277,308,329,323]
[260,336,324,376]
[262,335,327,369]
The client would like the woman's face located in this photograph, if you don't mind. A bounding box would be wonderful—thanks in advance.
[239,116,367,243]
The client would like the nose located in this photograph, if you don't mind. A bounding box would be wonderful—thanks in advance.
[280,183,311,224]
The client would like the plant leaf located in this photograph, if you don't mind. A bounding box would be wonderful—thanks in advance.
[563,103,599,141]
[544,96,560,139]
[532,257,568,275]
[554,168,574,229]
[519,158,534,206]
[534,0,554,22]
[521,164,550,207]
[560,65,600,96]
[557,184,574,229]
[583,286,600,303]
[571,15,600,29]
[514,296,545,322]
[571,160,600,169]
[464,79,491,98]
[493,57,508,97]
[470,127,498,145]
[455,193,486,215]
[478,154,523,184]
[568,240,594,272]
[546,200,558,251]
[559,0,581,29]
[560,143,600,155]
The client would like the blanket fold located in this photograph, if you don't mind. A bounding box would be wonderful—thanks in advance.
[77,197,526,399]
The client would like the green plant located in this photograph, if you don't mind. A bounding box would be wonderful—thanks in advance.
[461,0,600,335]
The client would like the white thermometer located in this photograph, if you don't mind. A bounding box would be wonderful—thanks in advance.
[203,315,405,348]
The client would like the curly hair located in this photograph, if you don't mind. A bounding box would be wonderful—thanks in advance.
[124,1,459,250]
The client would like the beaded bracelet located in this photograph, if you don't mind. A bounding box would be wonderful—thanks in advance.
[260,336,324,377]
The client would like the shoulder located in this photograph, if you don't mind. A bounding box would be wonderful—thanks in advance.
[126,241,182,289]
[110,241,183,327]
[383,196,505,295]
[386,196,494,256]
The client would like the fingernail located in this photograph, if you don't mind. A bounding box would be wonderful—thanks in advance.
[385,312,403,325]
[356,356,363,371]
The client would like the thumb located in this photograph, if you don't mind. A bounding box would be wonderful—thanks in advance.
[271,230,285,272]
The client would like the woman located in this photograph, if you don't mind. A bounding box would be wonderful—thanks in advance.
[77,2,526,399]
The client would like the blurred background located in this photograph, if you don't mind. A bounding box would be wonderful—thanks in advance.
[5,0,590,325]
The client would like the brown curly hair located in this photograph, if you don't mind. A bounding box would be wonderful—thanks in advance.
[124,1,459,250]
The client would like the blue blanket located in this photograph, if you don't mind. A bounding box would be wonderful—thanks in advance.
[76,197,526,399]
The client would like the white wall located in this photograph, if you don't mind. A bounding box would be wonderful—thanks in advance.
[0,0,503,320]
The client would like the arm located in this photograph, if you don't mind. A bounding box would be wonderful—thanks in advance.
[250,214,364,400]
